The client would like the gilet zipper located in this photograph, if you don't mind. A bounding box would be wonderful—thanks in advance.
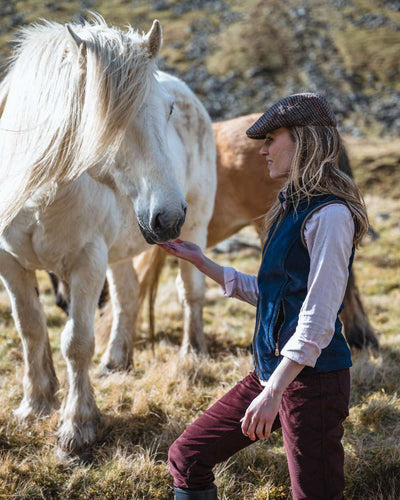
[253,206,287,375]
[273,299,286,356]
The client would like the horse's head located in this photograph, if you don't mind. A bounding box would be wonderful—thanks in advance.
[67,17,187,244]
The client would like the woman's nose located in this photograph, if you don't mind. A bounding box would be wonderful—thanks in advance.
[259,144,268,156]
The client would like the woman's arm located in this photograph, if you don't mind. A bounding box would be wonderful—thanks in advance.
[158,239,259,305]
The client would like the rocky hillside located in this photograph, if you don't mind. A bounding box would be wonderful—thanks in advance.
[0,0,399,135]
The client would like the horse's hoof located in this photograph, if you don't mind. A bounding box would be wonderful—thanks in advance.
[96,364,114,377]
[179,343,207,358]
[56,445,94,465]
[97,359,132,376]
[57,415,100,456]
[14,398,58,420]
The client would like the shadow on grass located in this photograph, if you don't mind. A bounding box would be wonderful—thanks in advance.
[0,408,171,467]
[134,326,252,358]
[93,408,171,463]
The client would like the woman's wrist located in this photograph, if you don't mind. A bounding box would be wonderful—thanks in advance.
[196,254,225,287]
[266,380,285,397]
[267,357,305,395]
[193,252,207,271]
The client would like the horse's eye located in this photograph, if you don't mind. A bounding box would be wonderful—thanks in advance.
[168,102,174,119]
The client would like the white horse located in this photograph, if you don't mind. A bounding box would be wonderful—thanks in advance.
[0,15,216,454]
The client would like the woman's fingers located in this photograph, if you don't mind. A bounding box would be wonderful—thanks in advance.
[157,240,199,264]
[157,243,177,254]
[158,239,204,266]
[257,420,272,440]
[241,412,257,441]
[241,410,272,441]
[244,420,256,441]
[240,414,250,437]
[255,421,267,440]
[158,241,184,252]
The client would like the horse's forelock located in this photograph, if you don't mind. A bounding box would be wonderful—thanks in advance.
[67,20,156,163]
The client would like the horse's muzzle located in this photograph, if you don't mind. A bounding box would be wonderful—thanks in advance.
[138,204,187,244]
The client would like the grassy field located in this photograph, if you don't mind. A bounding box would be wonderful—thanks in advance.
[0,137,399,499]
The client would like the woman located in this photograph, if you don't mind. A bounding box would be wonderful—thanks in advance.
[159,93,368,500]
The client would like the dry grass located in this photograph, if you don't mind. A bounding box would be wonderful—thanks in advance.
[0,138,400,498]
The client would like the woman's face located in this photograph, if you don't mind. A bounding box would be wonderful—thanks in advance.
[259,127,296,179]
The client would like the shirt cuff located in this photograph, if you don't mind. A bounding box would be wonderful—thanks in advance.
[281,335,322,367]
[221,266,237,297]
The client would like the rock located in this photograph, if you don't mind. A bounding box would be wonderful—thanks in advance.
[348,13,399,30]
[386,1,400,11]
[152,0,170,11]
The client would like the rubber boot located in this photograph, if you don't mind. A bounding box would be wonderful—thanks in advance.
[174,485,218,499]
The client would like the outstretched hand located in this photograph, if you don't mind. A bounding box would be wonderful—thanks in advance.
[158,238,226,289]
[157,239,204,266]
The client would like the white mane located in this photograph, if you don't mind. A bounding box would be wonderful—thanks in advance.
[0,14,155,233]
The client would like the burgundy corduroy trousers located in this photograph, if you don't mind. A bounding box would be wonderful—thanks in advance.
[169,369,350,500]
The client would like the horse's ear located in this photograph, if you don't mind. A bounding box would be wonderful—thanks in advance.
[144,20,162,58]
[66,24,86,51]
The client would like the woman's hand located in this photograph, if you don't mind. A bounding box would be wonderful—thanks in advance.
[158,239,226,287]
[157,239,204,266]
[241,385,283,441]
[241,358,305,441]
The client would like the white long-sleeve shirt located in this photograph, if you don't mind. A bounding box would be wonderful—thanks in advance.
[222,203,355,368]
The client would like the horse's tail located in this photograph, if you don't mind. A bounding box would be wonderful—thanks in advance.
[337,144,378,347]
[135,246,167,348]
[338,146,353,178]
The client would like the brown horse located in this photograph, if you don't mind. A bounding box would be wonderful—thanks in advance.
[96,114,378,357]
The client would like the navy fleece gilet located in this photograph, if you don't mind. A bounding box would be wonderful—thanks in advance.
[253,193,353,381]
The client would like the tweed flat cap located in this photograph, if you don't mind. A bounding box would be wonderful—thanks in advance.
[246,93,337,139]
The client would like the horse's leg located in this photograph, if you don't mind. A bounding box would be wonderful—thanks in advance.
[0,250,59,417]
[176,224,208,356]
[176,261,206,356]
[99,260,139,373]
[57,238,107,454]
[341,270,379,349]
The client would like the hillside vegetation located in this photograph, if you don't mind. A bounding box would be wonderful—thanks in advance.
[0,0,399,134]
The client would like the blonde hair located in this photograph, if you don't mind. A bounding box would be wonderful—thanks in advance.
[263,125,368,246]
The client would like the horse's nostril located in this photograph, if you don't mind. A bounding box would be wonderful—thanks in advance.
[174,219,182,233]
[153,212,162,231]
[182,204,187,215]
